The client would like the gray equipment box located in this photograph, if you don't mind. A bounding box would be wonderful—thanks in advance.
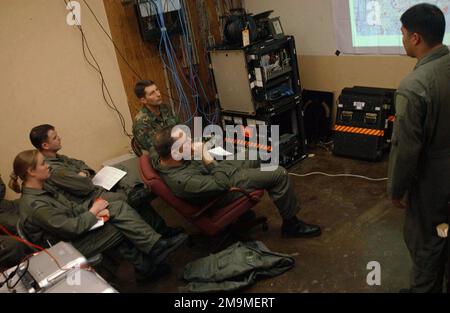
[27,241,87,289]
[44,269,117,293]
[209,50,256,115]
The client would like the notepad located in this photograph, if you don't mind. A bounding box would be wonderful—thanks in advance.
[92,166,127,191]
[89,218,104,231]
[208,146,233,158]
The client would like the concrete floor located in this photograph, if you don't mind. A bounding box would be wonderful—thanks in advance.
[113,147,411,293]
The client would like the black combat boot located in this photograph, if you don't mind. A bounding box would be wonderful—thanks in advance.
[149,233,188,265]
[281,216,321,238]
[160,226,186,239]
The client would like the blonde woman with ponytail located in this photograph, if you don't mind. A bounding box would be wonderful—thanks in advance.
[13,150,187,281]
[9,150,42,194]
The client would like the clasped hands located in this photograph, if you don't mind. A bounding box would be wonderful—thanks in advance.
[89,198,110,222]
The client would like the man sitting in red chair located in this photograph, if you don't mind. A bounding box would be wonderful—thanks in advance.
[152,127,321,238]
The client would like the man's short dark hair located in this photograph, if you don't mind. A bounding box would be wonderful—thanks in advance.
[134,80,155,99]
[154,127,175,159]
[401,3,446,47]
[30,124,55,150]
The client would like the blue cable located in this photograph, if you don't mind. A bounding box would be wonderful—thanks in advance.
[176,2,218,124]
[150,0,219,125]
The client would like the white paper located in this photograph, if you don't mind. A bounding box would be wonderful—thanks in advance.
[208,147,233,157]
[89,219,104,231]
[92,166,127,191]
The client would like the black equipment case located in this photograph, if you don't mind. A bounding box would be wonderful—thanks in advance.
[333,86,396,161]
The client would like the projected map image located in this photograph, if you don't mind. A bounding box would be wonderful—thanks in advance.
[349,0,450,47]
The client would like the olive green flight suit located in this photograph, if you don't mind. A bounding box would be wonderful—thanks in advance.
[387,46,450,293]
[180,241,295,292]
[0,176,20,233]
[44,154,168,233]
[132,105,180,157]
[44,154,124,203]
[0,176,30,269]
[0,237,30,270]
[153,158,300,220]
[19,186,161,275]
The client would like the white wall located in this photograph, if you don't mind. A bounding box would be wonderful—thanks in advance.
[246,0,337,55]
[0,0,132,199]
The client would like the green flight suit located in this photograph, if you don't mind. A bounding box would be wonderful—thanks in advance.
[180,241,295,292]
[387,46,450,293]
[0,237,30,270]
[132,105,180,157]
[153,158,300,220]
[44,154,123,203]
[0,176,29,269]
[0,176,20,233]
[44,154,169,233]
[19,186,161,275]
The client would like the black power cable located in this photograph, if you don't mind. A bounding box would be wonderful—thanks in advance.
[0,257,31,291]
[7,259,30,289]
[82,0,143,80]
[64,0,132,138]
[0,264,19,289]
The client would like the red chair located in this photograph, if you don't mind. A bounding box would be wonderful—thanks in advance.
[138,155,267,237]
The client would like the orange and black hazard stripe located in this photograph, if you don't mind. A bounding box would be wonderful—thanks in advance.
[334,125,385,137]
[224,137,272,152]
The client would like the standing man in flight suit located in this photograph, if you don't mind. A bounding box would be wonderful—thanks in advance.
[387,3,450,293]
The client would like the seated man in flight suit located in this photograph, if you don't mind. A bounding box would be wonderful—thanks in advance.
[152,127,322,238]
[29,124,184,239]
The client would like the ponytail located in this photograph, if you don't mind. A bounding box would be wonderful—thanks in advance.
[10,150,39,194]
[8,172,21,194]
